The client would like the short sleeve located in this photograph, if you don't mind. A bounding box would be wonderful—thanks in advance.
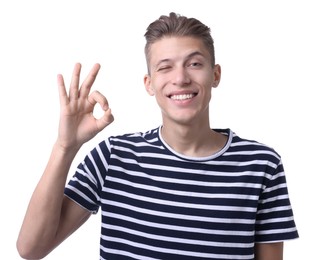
[255,159,299,242]
[64,139,111,214]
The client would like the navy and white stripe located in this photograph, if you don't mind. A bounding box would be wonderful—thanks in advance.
[65,127,298,259]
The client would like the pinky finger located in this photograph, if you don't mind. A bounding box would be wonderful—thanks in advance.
[57,74,69,106]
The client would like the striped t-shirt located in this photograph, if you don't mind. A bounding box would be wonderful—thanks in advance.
[65,127,299,260]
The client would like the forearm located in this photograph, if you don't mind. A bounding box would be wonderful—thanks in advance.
[17,142,79,259]
[254,242,283,260]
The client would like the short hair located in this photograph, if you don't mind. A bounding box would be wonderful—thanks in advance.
[144,12,215,74]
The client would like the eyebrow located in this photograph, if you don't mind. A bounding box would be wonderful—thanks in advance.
[186,51,205,60]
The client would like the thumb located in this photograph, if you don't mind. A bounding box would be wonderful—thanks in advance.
[96,108,114,131]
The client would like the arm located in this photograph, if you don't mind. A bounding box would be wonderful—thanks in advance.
[16,63,114,259]
[254,242,283,260]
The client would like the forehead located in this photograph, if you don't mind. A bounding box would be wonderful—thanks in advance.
[149,36,210,64]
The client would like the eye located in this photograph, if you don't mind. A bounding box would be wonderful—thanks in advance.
[157,66,171,72]
[188,62,202,68]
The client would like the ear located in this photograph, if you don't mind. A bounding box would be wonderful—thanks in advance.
[212,64,222,88]
[144,74,155,96]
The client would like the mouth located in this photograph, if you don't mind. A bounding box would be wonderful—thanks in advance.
[169,93,197,101]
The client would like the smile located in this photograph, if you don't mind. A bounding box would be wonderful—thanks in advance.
[170,93,196,100]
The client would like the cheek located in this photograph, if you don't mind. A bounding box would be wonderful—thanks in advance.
[149,77,165,94]
[199,84,213,102]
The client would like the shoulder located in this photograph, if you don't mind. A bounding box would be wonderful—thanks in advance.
[109,127,158,143]
[105,127,164,151]
[222,129,282,164]
[232,130,279,153]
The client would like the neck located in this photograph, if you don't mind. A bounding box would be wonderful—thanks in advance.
[161,119,227,157]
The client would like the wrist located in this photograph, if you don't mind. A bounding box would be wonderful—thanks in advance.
[53,140,81,160]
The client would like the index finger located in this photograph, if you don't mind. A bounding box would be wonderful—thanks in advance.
[79,63,101,98]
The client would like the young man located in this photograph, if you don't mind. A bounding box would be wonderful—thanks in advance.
[17,12,298,260]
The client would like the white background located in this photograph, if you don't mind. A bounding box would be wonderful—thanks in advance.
[1,0,312,259]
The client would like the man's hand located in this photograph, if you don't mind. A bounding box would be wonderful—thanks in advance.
[56,63,114,151]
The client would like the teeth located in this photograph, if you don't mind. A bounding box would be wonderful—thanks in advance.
[170,94,194,100]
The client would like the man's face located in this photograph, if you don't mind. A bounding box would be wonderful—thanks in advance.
[144,36,221,126]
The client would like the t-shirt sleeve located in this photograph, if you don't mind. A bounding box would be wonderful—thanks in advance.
[64,139,111,214]
[255,158,299,242]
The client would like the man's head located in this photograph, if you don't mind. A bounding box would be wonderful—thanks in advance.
[144,12,215,75]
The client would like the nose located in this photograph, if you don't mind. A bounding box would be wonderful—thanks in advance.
[171,67,191,86]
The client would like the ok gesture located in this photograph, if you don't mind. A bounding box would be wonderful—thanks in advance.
[57,63,114,151]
